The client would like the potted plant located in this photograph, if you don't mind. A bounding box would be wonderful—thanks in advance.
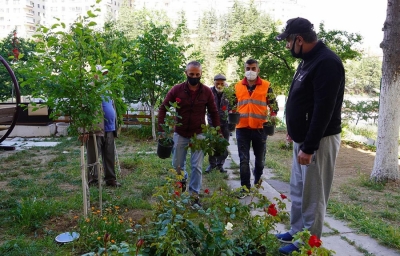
[224,85,240,125]
[263,93,278,136]
[157,99,182,159]
[188,124,229,156]
[263,115,277,136]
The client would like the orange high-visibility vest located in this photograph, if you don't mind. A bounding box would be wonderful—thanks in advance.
[235,79,270,129]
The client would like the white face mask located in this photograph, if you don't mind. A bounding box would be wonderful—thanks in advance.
[245,70,258,80]
[215,86,224,92]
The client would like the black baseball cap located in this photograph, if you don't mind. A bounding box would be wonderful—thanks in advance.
[276,17,314,41]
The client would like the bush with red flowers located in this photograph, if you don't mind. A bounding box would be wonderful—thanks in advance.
[83,170,293,255]
[188,124,229,156]
[158,99,182,147]
[292,229,335,256]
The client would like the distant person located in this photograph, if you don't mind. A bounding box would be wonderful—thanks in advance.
[275,17,345,255]
[234,59,278,198]
[158,61,220,206]
[86,66,121,187]
[205,74,230,174]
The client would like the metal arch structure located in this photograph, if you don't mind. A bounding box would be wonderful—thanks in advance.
[0,55,21,145]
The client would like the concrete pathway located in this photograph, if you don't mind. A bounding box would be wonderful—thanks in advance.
[0,137,61,150]
[223,132,400,256]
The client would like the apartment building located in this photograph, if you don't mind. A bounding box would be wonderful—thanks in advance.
[0,0,128,39]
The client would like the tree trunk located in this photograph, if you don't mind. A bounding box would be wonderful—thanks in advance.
[81,145,89,217]
[151,106,156,141]
[371,0,400,181]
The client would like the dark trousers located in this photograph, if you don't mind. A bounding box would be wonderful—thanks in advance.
[236,128,267,189]
[208,125,230,168]
[86,132,116,182]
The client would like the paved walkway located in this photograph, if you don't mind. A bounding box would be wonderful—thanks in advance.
[223,132,400,256]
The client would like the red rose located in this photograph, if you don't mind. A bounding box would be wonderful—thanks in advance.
[103,233,110,243]
[267,203,278,216]
[176,97,181,103]
[136,238,144,248]
[308,235,322,248]
[174,191,180,197]
[175,182,182,188]
[12,48,19,59]
[189,143,193,147]
[280,194,287,200]
[221,106,227,111]
[307,250,312,255]
[204,188,210,194]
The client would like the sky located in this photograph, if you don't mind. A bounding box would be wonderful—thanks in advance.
[295,0,387,55]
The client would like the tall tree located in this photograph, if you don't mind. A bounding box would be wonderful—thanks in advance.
[127,22,190,140]
[220,23,362,94]
[183,0,276,85]
[371,0,400,182]
[116,6,171,40]
[344,55,382,95]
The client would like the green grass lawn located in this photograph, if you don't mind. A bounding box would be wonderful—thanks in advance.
[0,126,399,255]
[0,127,237,255]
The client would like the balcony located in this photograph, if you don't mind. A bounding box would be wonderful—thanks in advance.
[24,17,35,24]
[26,11,34,17]
[25,0,34,7]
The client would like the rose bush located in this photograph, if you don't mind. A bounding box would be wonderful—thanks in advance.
[81,172,334,256]
[188,124,230,156]
[82,171,291,255]
[158,98,182,147]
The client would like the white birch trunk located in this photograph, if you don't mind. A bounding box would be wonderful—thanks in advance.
[371,0,400,181]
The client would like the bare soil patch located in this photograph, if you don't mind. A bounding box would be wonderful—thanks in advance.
[268,131,379,189]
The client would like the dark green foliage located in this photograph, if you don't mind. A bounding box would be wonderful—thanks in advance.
[219,21,363,95]
[342,99,379,125]
[0,31,37,101]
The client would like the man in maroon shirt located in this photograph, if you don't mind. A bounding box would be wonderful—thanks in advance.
[158,61,220,206]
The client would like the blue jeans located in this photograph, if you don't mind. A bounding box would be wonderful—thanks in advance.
[236,128,267,189]
[172,132,205,194]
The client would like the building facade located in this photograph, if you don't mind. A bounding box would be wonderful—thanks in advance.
[0,0,128,39]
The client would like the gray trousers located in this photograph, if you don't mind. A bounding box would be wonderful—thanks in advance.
[289,134,341,238]
[86,132,116,182]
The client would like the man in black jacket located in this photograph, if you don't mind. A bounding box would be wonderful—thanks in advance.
[275,17,345,255]
[205,74,230,174]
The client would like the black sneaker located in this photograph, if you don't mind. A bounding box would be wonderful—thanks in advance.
[181,179,187,192]
[205,165,216,174]
[88,179,98,187]
[219,167,227,173]
[236,188,250,199]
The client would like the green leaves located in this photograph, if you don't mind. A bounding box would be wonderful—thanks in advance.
[189,125,230,156]
[219,22,362,95]
[17,2,126,136]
